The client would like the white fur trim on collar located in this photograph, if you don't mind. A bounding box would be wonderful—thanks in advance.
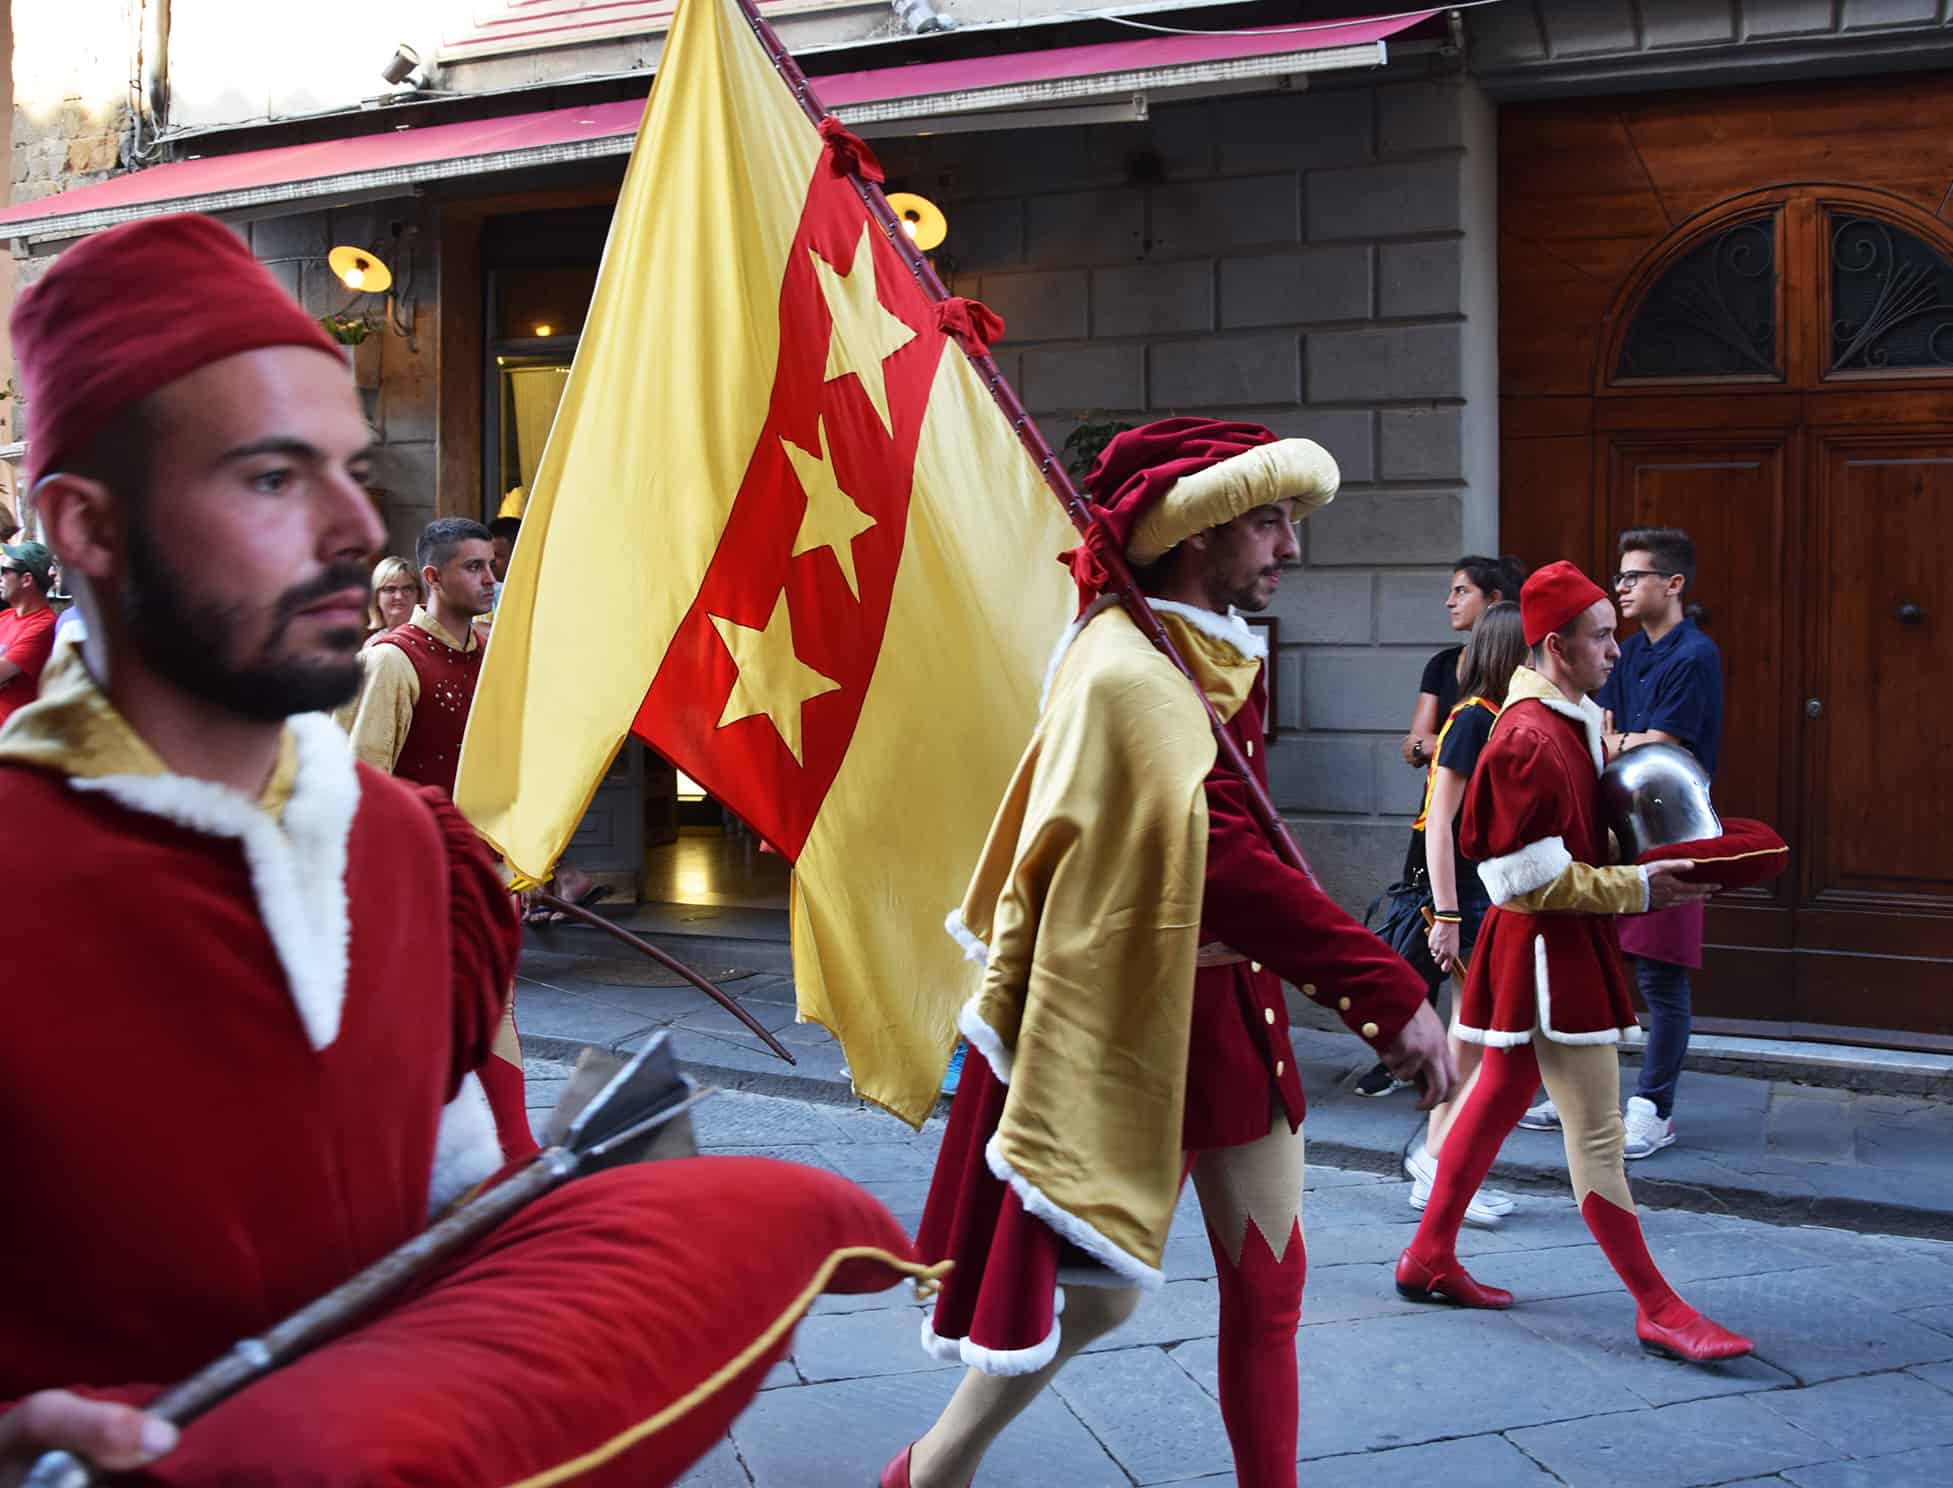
[1037,596,1266,712]
[1531,691,1606,772]
[1477,835,1573,906]
[1148,599,1267,663]
[68,712,358,1050]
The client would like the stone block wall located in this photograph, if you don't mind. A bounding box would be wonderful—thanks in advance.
[875,73,1500,912]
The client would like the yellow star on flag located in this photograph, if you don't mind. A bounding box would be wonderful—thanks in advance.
[709,591,842,766]
[783,415,878,600]
[811,222,916,437]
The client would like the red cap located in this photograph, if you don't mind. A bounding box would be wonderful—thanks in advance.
[12,213,344,486]
[1520,559,1608,646]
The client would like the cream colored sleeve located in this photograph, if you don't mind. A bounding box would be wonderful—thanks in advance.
[1506,862,1649,916]
[346,644,419,774]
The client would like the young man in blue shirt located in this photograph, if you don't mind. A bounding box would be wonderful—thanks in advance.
[1598,528,1724,1158]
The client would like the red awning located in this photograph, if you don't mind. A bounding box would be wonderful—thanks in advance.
[0,14,1432,243]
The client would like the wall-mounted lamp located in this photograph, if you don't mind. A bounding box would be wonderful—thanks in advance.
[382,44,424,88]
[322,231,417,351]
[885,192,948,252]
[328,245,393,295]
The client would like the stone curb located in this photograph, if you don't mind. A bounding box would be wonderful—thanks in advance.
[523,1029,1953,1242]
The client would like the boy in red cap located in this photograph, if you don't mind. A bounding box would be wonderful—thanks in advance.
[0,213,923,1484]
[883,419,1456,1488]
[1392,559,1752,1363]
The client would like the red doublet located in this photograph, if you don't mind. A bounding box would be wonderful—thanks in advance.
[370,622,483,797]
[1455,697,1636,1044]
[0,760,510,1396]
[1187,669,1427,1143]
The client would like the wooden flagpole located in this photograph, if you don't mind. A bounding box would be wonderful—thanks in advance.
[734,0,1316,878]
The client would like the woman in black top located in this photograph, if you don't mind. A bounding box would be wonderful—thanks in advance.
[1403,603,1528,1226]
[1398,555,1525,771]
[1358,556,1525,1100]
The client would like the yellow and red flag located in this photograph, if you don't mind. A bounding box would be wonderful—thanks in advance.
[455,0,1076,1125]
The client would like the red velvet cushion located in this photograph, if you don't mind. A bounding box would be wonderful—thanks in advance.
[1635,817,1788,889]
[131,1158,925,1487]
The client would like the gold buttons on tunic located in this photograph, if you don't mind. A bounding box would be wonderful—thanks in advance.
[1263,1007,1275,1025]
[1275,1060,1285,1077]
[1338,996,1351,1012]
[1250,961,1262,973]
[1361,1022,1379,1040]
[1247,738,1256,757]
[1303,983,1318,998]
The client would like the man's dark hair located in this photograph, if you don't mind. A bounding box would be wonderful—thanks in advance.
[488,516,522,543]
[1453,554,1527,605]
[1618,526,1695,595]
[59,398,159,502]
[419,517,493,574]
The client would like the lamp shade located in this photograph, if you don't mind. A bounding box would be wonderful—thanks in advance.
[885,192,947,252]
[328,244,394,294]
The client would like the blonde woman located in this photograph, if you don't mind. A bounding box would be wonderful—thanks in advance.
[365,556,419,646]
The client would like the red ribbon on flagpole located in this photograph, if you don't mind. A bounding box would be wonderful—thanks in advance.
[734,0,1316,882]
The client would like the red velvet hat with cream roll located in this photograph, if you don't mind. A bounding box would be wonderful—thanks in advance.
[1062,417,1339,609]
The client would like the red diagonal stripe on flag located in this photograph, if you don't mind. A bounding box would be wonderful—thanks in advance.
[634,167,947,858]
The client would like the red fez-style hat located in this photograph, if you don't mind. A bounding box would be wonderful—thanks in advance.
[11,213,344,486]
[1519,559,1609,647]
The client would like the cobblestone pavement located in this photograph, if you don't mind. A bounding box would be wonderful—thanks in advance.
[524,1065,1953,1488]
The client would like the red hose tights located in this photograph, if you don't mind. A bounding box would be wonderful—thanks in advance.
[1209,1216,1306,1488]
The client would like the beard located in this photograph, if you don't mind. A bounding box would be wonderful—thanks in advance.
[122,524,369,722]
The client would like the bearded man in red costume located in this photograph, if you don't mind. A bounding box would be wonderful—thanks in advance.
[0,214,923,1487]
[1392,560,1752,1363]
[881,420,1458,1488]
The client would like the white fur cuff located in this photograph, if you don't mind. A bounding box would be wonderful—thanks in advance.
[1477,835,1573,905]
[945,908,990,965]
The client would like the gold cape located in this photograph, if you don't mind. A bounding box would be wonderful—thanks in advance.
[949,600,1260,1286]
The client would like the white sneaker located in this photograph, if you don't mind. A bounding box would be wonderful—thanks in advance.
[1517,1098,1561,1131]
[1622,1096,1676,1159]
[1404,1144,1515,1228]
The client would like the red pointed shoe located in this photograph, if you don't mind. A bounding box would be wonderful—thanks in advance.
[1637,1309,1753,1363]
[879,1446,914,1488]
[1395,1249,1514,1310]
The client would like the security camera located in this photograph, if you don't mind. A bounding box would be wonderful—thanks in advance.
[381,44,422,88]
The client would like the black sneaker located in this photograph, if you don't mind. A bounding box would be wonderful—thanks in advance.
[1353,1062,1407,1098]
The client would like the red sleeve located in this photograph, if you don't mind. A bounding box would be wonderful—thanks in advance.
[418,787,522,1099]
[4,611,55,685]
[1458,721,1573,864]
[1199,771,1428,1054]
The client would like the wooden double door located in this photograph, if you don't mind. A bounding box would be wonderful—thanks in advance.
[1599,402,1953,1041]
[1501,164,1953,1044]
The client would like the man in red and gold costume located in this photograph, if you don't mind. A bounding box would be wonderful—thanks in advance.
[883,420,1458,1488]
[0,214,923,1486]
[348,513,536,1159]
[1393,560,1752,1363]
[348,516,496,795]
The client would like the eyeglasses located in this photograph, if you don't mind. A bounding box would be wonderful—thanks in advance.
[1611,569,1677,588]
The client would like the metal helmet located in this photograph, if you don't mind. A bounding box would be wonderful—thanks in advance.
[1598,741,1721,861]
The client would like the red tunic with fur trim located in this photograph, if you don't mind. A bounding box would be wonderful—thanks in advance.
[0,759,514,1397]
[1455,697,1637,1044]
